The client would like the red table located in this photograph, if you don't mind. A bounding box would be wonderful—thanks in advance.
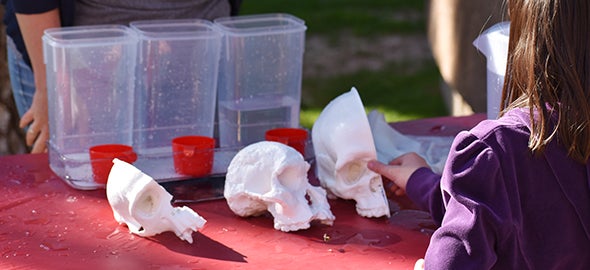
[0,114,485,270]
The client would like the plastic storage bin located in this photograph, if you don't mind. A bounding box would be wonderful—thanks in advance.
[43,25,138,190]
[129,19,223,180]
[214,13,307,148]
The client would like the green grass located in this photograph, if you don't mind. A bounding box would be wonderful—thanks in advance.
[300,62,445,127]
[240,0,426,37]
[239,0,447,128]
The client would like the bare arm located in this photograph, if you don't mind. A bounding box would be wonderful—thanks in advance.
[16,9,60,153]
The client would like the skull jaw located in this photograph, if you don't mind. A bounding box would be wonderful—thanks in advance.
[319,179,391,218]
[227,188,335,233]
[228,195,317,232]
[266,192,316,232]
[226,193,269,217]
[266,187,335,232]
[133,206,205,244]
[272,211,335,232]
[352,187,391,218]
[268,206,328,232]
[324,173,390,218]
[355,202,390,218]
[274,220,312,232]
[338,164,391,218]
[317,153,391,218]
[307,185,336,225]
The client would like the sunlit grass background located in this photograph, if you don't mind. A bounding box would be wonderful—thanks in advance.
[239,1,448,128]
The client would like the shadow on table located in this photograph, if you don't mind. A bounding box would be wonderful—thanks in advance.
[149,232,247,263]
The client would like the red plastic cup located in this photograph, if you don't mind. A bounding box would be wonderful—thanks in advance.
[89,144,137,184]
[172,136,216,177]
[265,128,308,156]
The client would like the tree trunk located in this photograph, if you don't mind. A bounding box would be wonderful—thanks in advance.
[426,0,507,116]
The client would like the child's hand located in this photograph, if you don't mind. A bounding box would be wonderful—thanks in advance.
[367,152,429,196]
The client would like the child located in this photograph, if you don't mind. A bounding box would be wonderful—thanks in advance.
[368,0,590,268]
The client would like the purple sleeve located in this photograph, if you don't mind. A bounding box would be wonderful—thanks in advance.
[13,0,59,14]
[424,131,502,269]
[406,167,444,225]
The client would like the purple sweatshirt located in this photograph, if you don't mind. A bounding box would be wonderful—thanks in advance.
[406,108,590,269]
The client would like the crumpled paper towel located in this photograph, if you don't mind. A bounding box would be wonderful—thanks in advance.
[367,110,454,174]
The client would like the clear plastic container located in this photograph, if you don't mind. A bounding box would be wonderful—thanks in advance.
[473,21,510,119]
[130,19,222,153]
[43,25,138,190]
[214,13,307,148]
[129,19,222,179]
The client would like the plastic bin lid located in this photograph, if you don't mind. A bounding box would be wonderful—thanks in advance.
[43,25,137,48]
[130,19,222,40]
[213,13,306,36]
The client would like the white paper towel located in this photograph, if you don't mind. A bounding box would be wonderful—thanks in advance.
[368,110,454,174]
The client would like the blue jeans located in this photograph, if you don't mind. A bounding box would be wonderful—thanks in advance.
[6,36,35,118]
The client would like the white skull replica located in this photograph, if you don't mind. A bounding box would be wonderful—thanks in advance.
[312,87,390,218]
[224,141,335,232]
[106,158,206,243]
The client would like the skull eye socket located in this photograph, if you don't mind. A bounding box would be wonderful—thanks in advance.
[340,161,364,184]
[277,166,305,191]
[134,191,162,219]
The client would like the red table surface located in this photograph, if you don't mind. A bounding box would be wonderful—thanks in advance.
[0,114,485,270]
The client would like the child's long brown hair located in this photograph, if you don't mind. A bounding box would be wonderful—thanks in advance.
[502,0,590,163]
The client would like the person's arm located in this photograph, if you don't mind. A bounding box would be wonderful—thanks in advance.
[368,152,446,225]
[405,167,444,224]
[423,132,503,269]
[16,9,60,153]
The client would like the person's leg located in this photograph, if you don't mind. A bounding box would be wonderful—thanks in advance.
[6,36,35,118]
